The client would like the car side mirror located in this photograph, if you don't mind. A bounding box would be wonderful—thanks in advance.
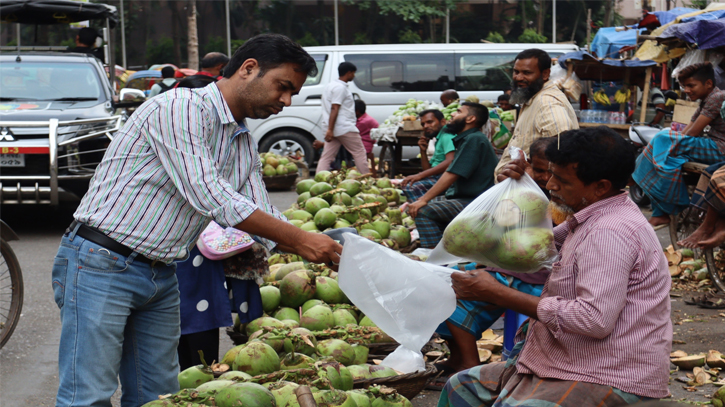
[114,88,146,108]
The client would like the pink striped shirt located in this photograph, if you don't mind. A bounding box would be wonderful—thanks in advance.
[516,192,672,398]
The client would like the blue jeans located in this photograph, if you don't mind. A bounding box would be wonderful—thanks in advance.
[52,224,181,407]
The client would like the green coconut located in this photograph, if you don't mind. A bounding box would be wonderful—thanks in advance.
[280,319,300,329]
[280,270,317,308]
[196,379,235,395]
[315,208,338,230]
[289,210,314,222]
[347,364,372,380]
[385,208,402,225]
[376,178,393,189]
[333,192,353,206]
[338,179,362,197]
[442,213,500,258]
[297,192,311,205]
[263,164,277,177]
[330,204,346,215]
[359,228,382,242]
[301,304,335,331]
[178,364,214,389]
[315,171,333,183]
[316,339,356,365]
[352,345,369,365]
[286,162,299,174]
[371,220,391,239]
[302,299,325,314]
[359,316,376,327]
[315,389,358,407]
[346,170,362,179]
[341,211,359,224]
[371,391,412,407]
[315,276,346,304]
[300,221,319,232]
[304,197,331,216]
[490,227,556,272]
[369,365,397,378]
[283,327,318,356]
[276,165,288,176]
[221,345,245,367]
[334,219,352,229]
[218,370,253,381]
[347,391,373,407]
[274,307,301,323]
[310,182,334,197]
[275,262,306,281]
[260,286,281,313]
[232,342,281,375]
[380,188,400,205]
[269,381,300,407]
[245,316,285,336]
[215,382,277,407]
[333,309,358,327]
[280,352,316,370]
[290,219,304,228]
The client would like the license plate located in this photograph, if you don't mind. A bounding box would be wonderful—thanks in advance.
[0,154,25,167]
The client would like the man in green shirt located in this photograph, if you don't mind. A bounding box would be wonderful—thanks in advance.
[401,109,457,202]
[408,102,498,248]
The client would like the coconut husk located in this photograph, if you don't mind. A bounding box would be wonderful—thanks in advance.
[665,245,683,276]
[478,348,492,363]
[707,350,725,369]
[671,350,688,359]
[477,340,503,353]
[480,329,499,341]
[671,354,706,370]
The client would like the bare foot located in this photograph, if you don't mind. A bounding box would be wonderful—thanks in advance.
[698,218,725,249]
[649,215,671,227]
[678,223,716,249]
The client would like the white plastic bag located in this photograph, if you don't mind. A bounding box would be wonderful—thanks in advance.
[337,233,458,373]
[427,148,557,273]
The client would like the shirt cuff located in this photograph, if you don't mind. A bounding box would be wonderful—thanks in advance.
[209,197,276,251]
[537,296,562,336]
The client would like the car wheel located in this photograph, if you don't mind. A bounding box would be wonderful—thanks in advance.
[259,131,315,168]
[629,183,650,207]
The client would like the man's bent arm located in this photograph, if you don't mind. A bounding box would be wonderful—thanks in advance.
[418,152,455,179]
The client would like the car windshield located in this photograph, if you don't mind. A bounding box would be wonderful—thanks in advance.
[0,61,102,101]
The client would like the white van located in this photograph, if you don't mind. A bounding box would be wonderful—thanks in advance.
[248,43,580,166]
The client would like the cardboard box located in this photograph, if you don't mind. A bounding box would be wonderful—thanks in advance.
[402,120,423,131]
[673,100,699,125]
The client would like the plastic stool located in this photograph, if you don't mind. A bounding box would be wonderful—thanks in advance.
[501,309,528,361]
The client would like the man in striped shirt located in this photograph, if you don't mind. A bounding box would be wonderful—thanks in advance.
[52,34,343,407]
[440,127,672,407]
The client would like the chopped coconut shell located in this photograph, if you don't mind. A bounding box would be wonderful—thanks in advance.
[671,354,707,370]
[671,350,688,359]
[664,246,683,276]
[477,340,503,353]
[480,329,499,341]
[478,348,492,363]
[707,350,725,369]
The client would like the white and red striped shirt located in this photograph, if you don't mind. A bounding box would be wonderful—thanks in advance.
[516,192,672,398]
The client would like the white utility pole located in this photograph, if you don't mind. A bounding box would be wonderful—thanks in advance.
[120,0,127,68]
[446,9,450,43]
[552,0,557,43]
[334,0,339,45]
[225,0,231,56]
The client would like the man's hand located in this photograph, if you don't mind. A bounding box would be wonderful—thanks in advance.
[496,156,529,183]
[407,199,428,218]
[292,232,343,269]
[401,174,421,187]
[451,269,498,301]
[313,140,324,149]
[418,137,429,151]
[324,129,334,143]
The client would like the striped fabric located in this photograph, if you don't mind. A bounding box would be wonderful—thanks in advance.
[632,129,725,217]
[494,80,579,178]
[416,198,471,248]
[692,162,725,215]
[75,83,284,262]
[515,192,672,399]
[401,174,441,202]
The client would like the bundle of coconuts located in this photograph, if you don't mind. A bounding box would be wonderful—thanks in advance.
[284,168,414,251]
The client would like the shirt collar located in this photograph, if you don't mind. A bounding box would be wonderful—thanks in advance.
[452,127,479,142]
[565,191,629,232]
[522,79,557,107]
[206,82,238,125]
[336,78,349,86]
[702,87,722,106]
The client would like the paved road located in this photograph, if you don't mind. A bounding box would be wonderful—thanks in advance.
[0,193,720,406]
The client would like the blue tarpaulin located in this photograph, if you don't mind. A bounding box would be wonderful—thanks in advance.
[652,7,699,25]
[590,27,645,59]
[559,51,657,88]
[659,18,725,49]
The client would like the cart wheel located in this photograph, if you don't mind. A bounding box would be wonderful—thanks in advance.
[629,184,650,207]
[0,239,23,349]
[669,207,705,256]
[705,247,725,293]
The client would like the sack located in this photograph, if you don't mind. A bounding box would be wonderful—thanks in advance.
[428,147,557,273]
[338,233,459,373]
[197,221,255,261]
[489,109,512,149]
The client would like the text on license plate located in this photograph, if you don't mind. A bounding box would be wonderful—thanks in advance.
[0,154,25,167]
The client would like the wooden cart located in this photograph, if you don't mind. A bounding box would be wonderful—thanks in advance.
[378,126,425,178]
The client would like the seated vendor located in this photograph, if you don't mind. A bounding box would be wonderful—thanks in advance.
[400,110,456,202]
[432,137,557,382]
[633,62,725,228]
[439,126,672,407]
[407,103,497,249]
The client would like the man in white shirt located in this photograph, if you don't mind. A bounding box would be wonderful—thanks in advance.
[316,62,370,174]
[149,66,178,97]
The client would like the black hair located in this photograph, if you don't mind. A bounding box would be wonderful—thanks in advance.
[498,94,510,102]
[441,89,460,100]
[201,52,230,69]
[461,102,489,128]
[515,49,552,73]
[418,109,445,122]
[177,75,218,89]
[223,34,317,79]
[544,126,635,190]
[354,99,366,114]
[529,136,556,159]
[338,62,357,77]
[678,62,715,85]
[161,66,175,78]
[77,27,99,47]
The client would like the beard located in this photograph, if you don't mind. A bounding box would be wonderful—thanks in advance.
[510,76,546,105]
[237,76,285,120]
[446,117,467,134]
[548,199,575,226]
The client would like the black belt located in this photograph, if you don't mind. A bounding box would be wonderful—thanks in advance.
[68,220,155,264]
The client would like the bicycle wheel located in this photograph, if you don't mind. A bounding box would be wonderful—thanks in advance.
[670,207,705,255]
[0,239,23,349]
[705,247,725,293]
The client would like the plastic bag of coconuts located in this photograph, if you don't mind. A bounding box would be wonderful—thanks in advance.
[338,233,459,373]
[428,147,557,273]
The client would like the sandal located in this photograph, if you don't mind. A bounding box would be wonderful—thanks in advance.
[698,296,725,309]
[684,294,710,305]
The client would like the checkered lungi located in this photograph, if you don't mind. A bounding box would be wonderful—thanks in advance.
[438,326,652,407]
[632,129,725,217]
[401,174,441,202]
[691,162,725,215]
[416,198,472,248]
